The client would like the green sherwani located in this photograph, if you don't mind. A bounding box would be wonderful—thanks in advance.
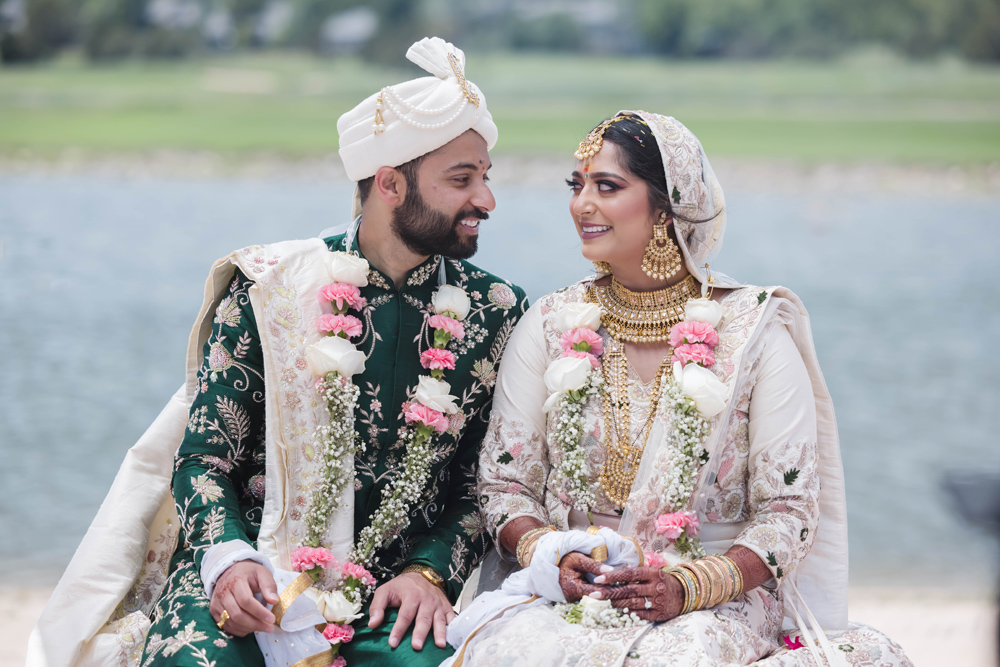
[141,234,527,666]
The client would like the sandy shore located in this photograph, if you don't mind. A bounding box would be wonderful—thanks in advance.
[8,585,996,666]
[2,149,1000,196]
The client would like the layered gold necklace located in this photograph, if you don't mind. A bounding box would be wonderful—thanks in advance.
[588,275,700,343]
[598,338,672,506]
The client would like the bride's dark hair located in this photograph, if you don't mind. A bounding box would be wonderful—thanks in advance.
[598,114,717,225]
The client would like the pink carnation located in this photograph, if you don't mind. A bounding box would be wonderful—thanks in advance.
[654,511,700,540]
[509,443,523,458]
[317,314,363,338]
[428,314,465,340]
[644,551,670,568]
[669,321,719,348]
[420,348,457,371]
[322,623,355,645]
[404,403,449,433]
[565,349,600,370]
[560,328,604,356]
[290,546,337,572]
[319,283,366,311]
[329,657,347,667]
[341,562,377,587]
[672,343,716,367]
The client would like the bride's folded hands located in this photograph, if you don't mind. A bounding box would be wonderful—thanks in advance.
[556,551,609,602]
[578,545,773,622]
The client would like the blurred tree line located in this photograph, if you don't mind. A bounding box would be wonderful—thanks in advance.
[2,0,998,64]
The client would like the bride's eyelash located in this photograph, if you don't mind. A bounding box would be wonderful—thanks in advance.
[565,178,580,188]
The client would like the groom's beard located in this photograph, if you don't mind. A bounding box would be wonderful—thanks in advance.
[391,189,487,260]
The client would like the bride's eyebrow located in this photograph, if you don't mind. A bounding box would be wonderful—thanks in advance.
[588,171,625,180]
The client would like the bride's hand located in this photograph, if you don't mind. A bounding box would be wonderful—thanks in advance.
[557,551,606,602]
[589,566,685,622]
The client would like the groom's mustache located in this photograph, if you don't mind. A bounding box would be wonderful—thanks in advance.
[454,209,489,223]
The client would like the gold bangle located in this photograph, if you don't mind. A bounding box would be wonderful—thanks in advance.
[673,567,699,614]
[589,545,609,562]
[625,537,645,566]
[667,570,690,615]
[701,557,729,607]
[516,525,555,568]
[682,562,711,611]
[717,554,744,600]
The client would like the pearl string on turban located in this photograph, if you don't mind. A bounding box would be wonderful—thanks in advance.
[337,37,498,188]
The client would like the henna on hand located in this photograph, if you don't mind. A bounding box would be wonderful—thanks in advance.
[589,565,684,622]
[557,552,605,602]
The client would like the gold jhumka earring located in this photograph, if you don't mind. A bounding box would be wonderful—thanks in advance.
[641,211,683,280]
[592,261,612,275]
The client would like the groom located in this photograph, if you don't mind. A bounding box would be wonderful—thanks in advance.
[137,38,528,666]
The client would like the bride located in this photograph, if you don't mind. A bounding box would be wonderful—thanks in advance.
[445,112,912,666]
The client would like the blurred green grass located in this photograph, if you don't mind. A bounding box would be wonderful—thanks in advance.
[1,52,999,162]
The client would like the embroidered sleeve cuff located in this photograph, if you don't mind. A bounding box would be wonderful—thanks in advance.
[200,539,273,599]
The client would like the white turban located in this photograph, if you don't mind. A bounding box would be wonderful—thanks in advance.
[337,37,498,183]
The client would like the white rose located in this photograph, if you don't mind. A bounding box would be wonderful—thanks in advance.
[328,251,369,287]
[415,375,459,414]
[432,285,471,320]
[310,589,363,624]
[555,303,602,332]
[673,361,729,418]
[683,298,724,330]
[541,356,594,412]
[580,596,612,612]
[306,336,366,378]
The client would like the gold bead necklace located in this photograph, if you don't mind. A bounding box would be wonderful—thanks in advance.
[588,275,700,343]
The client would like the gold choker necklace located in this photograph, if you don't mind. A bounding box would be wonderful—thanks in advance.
[588,275,701,343]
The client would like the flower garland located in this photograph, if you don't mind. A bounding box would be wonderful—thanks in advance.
[294,252,470,661]
[542,302,605,514]
[544,295,730,560]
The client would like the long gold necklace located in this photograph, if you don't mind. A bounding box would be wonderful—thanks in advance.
[598,338,672,506]
[588,275,700,343]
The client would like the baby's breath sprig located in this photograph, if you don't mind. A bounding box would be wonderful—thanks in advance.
[303,373,362,550]
[549,371,603,514]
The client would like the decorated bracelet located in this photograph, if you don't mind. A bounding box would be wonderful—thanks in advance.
[516,525,555,568]
[667,554,746,615]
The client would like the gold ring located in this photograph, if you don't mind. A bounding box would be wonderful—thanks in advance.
[216,609,230,630]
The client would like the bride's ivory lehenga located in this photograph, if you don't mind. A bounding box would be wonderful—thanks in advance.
[460,281,913,666]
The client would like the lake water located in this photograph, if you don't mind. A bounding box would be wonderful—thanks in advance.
[1,172,998,591]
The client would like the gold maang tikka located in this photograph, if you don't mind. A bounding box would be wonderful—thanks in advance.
[641,210,683,280]
[574,116,629,161]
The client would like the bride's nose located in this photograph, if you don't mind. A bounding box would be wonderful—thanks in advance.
[570,186,596,219]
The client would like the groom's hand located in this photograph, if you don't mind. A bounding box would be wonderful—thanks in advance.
[368,571,454,650]
[210,561,279,636]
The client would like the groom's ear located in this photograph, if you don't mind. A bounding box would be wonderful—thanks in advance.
[373,166,407,207]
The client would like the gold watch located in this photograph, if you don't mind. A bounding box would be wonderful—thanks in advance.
[401,564,446,590]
